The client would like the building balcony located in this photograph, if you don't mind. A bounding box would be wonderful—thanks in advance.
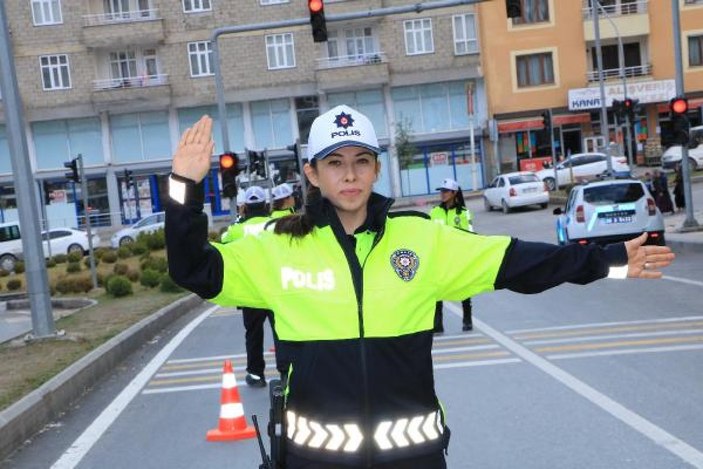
[315,52,390,91]
[586,63,652,82]
[582,0,649,41]
[81,9,164,48]
[90,74,171,112]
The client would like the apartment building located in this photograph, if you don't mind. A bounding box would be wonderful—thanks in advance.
[0,0,486,229]
[478,0,703,174]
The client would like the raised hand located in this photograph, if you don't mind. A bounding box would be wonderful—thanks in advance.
[624,232,675,279]
[172,115,215,183]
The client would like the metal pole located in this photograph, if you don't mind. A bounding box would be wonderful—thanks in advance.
[671,0,699,229]
[38,181,52,258]
[0,1,55,338]
[592,0,614,176]
[549,109,558,189]
[77,155,98,289]
[467,82,477,190]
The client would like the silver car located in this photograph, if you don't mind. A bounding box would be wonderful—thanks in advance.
[110,212,165,248]
[553,179,665,246]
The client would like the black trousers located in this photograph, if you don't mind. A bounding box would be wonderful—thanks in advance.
[242,307,289,376]
[434,298,473,332]
[284,451,446,468]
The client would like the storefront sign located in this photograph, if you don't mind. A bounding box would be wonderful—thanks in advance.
[49,190,67,204]
[568,79,676,111]
[429,152,448,166]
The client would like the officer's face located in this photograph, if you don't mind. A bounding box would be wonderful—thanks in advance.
[305,146,380,216]
[440,189,456,205]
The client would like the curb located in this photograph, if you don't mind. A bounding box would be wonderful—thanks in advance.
[0,293,204,462]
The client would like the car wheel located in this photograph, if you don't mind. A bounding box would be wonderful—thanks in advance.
[544,177,556,191]
[688,157,698,171]
[483,197,492,212]
[540,202,548,209]
[0,254,17,273]
[501,200,510,214]
[67,243,84,256]
[119,236,134,247]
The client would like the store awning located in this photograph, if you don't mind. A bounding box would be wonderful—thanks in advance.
[497,113,590,134]
[656,98,703,114]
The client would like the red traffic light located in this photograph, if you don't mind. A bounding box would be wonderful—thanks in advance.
[670,96,688,115]
[219,153,236,170]
[623,98,633,109]
[308,0,323,13]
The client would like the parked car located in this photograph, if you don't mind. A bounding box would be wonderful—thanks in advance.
[661,126,703,170]
[111,212,165,248]
[483,171,549,213]
[535,152,631,190]
[0,222,99,272]
[553,179,665,246]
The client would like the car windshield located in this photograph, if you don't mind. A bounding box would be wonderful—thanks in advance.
[583,183,644,205]
[509,174,539,184]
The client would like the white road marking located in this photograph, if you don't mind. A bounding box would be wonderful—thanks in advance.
[50,305,218,469]
[431,344,500,354]
[507,315,703,335]
[663,275,703,287]
[142,383,222,395]
[523,328,703,346]
[433,358,521,370]
[445,302,703,468]
[166,352,251,364]
[547,344,703,360]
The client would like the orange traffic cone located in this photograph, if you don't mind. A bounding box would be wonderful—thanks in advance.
[206,360,257,441]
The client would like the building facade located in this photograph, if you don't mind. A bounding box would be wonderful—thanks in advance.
[478,0,703,174]
[0,0,487,229]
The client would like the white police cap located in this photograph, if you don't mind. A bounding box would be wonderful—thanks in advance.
[306,105,380,161]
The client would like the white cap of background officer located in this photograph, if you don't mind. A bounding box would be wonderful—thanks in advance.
[306,105,380,161]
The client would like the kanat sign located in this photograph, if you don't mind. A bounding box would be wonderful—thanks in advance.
[568,79,676,111]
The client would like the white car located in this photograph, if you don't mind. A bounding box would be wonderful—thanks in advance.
[661,126,703,171]
[483,171,549,214]
[111,212,165,248]
[535,152,631,190]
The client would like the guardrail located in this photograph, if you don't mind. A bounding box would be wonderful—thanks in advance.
[83,8,160,27]
[582,0,648,18]
[586,63,651,82]
[316,52,387,70]
[92,74,168,90]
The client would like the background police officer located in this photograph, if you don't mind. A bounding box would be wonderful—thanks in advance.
[271,183,296,219]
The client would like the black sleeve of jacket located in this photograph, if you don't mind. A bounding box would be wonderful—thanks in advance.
[165,178,224,299]
[494,239,628,294]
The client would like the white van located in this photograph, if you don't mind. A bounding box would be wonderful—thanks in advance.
[661,125,703,171]
[0,221,23,272]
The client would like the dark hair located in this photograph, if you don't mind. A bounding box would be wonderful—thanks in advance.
[442,188,466,215]
[244,201,269,218]
[274,159,319,238]
[273,197,289,211]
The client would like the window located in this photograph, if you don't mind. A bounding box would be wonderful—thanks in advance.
[689,35,703,67]
[251,99,292,149]
[188,41,213,77]
[0,224,20,243]
[40,54,71,90]
[328,89,388,138]
[32,0,62,25]
[110,112,171,162]
[266,33,295,70]
[516,52,554,87]
[452,14,478,55]
[109,50,138,80]
[182,0,211,12]
[295,96,319,144]
[31,118,104,170]
[391,82,469,134]
[512,0,549,24]
[404,18,434,55]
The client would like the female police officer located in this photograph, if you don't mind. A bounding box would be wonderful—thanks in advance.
[166,105,673,469]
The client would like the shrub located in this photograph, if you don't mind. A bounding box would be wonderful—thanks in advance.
[113,262,129,276]
[130,242,148,256]
[94,247,109,260]
[139,229,165,251]
[67,251,82,263]
[83,256,99,268]
[46,258,57,268]
[160,273,183,293]
[0,269,10,277]
[52,254,68,264]
[126,269,140,282]
[117,246,131,259]
[55,276,94,294]
[140,269,161,288]
[140,256,168,273]
[14,261,25,274]
[98,273,115,289]
[101,250,118,264]
[76,276,94,293]
[7,279,22,291]
[66,262,81,273]
[106,275,133,297]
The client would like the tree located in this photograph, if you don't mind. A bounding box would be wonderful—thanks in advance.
[395,118,417,170]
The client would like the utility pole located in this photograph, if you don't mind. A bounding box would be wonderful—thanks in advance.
[0,1,55,338]
[77,155,98,289]
[592,0,614,177]
[671,0,699,230]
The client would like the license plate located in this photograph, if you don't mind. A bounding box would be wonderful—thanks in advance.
[603,216,632,224]
[523,187,537,193]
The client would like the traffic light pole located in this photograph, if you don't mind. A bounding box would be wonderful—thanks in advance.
[671,0,699,229]
[0,1,55,338]
[77,155,98,289]
[592,1,614,177]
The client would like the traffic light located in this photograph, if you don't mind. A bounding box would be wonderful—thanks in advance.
[622,98,639,122]
[219,152,239,199]
[123,169,133,190]
[308,0,327,43]
[247,150,267,178]
[669,96,690,146]
[506,0,522,19]
[64,158,80,183]
[286,142,299,160]
[540,109,552,134]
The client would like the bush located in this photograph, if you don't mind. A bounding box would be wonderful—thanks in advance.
[52,254,68,264]
[113,262,129,276]
[126,269,140,282]
[94,247,109,260]
[117,246,132,259]
[7,279,22,291]
[140,269,161,288]
[106,275,133,297]
[14,261,25,274]
[140,256,168,273]
[55,276,93,294]
[46,258,57,268]
[101,250,118,264]
[66,262,82,273]
[0,269,10,278]
[98,273,114,288]
[130,242,148,256]
[139,229,165,251]
[160,273,183,293]
[67,251,82,263]
[83,256,99,268]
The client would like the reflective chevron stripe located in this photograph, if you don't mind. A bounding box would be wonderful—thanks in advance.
[286,410,443,453]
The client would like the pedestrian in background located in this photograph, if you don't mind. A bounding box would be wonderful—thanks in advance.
[271,183,296,219]
[166,107,674,468]
[673,163,685,212]
[430,178,474,332]
[652,169,675,215]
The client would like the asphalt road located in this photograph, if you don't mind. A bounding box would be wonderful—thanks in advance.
[3,188,703,469]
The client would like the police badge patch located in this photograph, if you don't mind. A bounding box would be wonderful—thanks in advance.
[390,249,419,282]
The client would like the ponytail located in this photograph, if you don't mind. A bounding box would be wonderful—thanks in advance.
[454,188,466,215]
[274,177,320,238]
